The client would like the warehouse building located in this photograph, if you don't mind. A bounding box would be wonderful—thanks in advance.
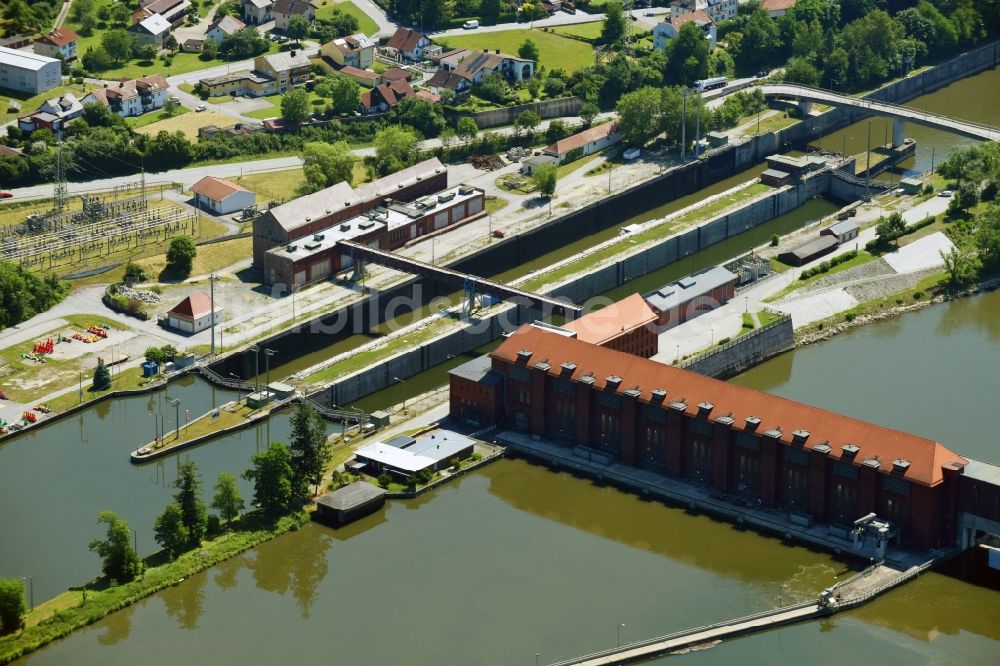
[779,236,839,266]
[644,266,737,330]
[352,432,474,479]
[0,47,60,95]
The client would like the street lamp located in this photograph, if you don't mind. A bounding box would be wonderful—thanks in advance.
[264,348,276,395]
[710,327,714,345]
[249,345,261,395]
[229,373,244,405]
[745,296,749,313]
[167,397,180,440]
[393,376,406,409]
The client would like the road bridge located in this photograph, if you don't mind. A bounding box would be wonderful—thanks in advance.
[760,83,1000,145]
[339,241,582,315]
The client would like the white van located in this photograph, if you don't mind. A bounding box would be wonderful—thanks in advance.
[463,19,479,29]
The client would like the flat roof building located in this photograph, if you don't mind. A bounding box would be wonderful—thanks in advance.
[0,46,61,95]
[353,432,475,478]
[821,220,859,244]
[315,481,386,525]
[644,266,737,329]
[779,235,839,266]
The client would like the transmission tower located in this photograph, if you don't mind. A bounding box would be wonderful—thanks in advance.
[53,141,67,216]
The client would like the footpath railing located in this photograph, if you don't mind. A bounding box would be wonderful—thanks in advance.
[678,313,792,370]
[199,365,254,391]
[304,398,370,424]
[547,601,818,666]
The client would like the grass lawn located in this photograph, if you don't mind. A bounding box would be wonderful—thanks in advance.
[242,89,326,120]
[1,82,96,125]
[551,21,605,41]
[757,310,783,327]
[147,402,254,450]
[125,106,191,129]
[134,110,234,141]
[46,366,150,413]
[134,236,253,279]
[236,169,305,202]
[737,110,800,137]
[437,29,594,73]
[485,196,509,214]
[767,250,877,301]
[315,0,380,37]
[556,153,602,179]
[770,257,793,272]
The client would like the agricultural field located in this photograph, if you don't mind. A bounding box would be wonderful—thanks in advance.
[134,110,234,141]
[125,106,191,129]
[551,22,604,41]
[437,28,595,74]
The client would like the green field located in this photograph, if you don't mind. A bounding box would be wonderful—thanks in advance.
[315,0,380,37]
[125,105,191,129]
[437,28,595,73]
[551,21,605,41]
[243,89,327,119]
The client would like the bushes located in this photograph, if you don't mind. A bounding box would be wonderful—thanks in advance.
[798,250,858,280]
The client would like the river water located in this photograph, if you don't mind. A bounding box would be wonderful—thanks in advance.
[6,66,1000,665]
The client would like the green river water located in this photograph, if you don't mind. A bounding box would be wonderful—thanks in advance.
[4,66,1000,665]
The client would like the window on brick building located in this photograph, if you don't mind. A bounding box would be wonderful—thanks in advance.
[688,438,712,484]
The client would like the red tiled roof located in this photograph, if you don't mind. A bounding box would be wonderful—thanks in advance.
[386,27,425,53]
[381,67,411,82]
[0,145,24,158]
[415,90,440,104]
[491,325,965,487]
[563,294,658,346]
[544,120,619,157]
[190,176,250,202]
[671,9,715,28]
[168,291,219,319]
[761,0,796,11]
[428,69,468,91]
[35,28,79,47]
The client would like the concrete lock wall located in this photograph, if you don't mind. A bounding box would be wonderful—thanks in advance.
[451,96,586,129]
[681,316,794,379]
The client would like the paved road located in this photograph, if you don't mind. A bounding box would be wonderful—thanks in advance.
[434,12,605,39]
[348,0,397,37]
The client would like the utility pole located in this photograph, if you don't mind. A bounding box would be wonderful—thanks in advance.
[209,273,217,355]
[167,398,180,440]
[249,345,260,395]
[264,348,276,391]
[694,93,702,158]
[681,89,688,161]
[865,120,872,200]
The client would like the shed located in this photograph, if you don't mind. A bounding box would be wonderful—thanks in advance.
[761,168,792,187]
[190,176,256,215]
[899,177,922,194]
[520,154,558,175]
[165,291,223,334]
[821,220,859,244]
[706,131,728,147]
[246,390,273,408]
[369,410,390,428]
[779,235,839,266]
[267,381,295,399]
[314,481,386,526]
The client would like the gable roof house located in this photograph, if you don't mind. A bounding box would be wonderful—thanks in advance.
[165,291,223,334]
[133,0,192,28]
[242,0,274,24]
[81,74,170,117]
[543,121,621,163]
[438,48,534,84]
[206,14,247,44]
[190,176,256,215]
[654,10,717,51]
[127,14,173,48]
[33,28,80,61]
[360,78,415,114]
[761,0,796,18]
[17,92,84,136]
[273,0,318,30]
[427,69,472,96]
[384,27,435,62]
[321,33,375,70]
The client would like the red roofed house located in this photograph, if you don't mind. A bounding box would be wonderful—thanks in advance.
[449,323,971,550]
[563,293,659,357]
[761,0,796,18]
[360,78,415,114]
[384,27,433,62]
[33,28,80,61]
[654,10,716,51]
[190,176,256,215]
[543,120,621,163]
[165,291,223,333]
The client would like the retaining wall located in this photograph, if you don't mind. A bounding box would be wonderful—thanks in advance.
[449,96,585,129]
[680,315,794,379]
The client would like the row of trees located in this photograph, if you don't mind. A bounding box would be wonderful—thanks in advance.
[0,262,70,330]
[87,404,331,584]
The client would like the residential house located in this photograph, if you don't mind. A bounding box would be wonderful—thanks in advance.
[670,0,737,24]
[254,49,311,92]
[164,292,223,334]
[128,14,173,49]
[206,15,247,45]
[360,78,415,114]
[426,69,471,97]
[242,0,274,24]
[321,33,375,70]
[653,10,716,51]
[273,0,317,30]
[0,145,24,158]
[438,48,534,84]
[384,28,433,62]
[133,0,192,28]
[761,0,796,18]
[0,47,60,95]
[190,176,256,215]
[542,121,621,163]
[380,67,413,84]
[200,70,276,97]
[81,75,170,117]
[33,28,80,62]
[17,92,84,136]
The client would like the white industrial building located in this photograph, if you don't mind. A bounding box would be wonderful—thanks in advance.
[0,46,61,95]
[165,292,223,333]
[190,176,256,215]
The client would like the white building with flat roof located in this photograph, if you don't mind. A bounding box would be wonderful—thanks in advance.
[0,46,61,95]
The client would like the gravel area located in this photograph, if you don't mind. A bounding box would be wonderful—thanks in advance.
[844,267,941,302]
[795,257,895,296]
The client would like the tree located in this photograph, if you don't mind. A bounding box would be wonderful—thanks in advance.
[101,28,133,64]
[301,141,356,193]
[163,97,181,117]
[543,76,566,97]
[783,56,820,87]
[456,116,478,145]
[836,10,904,89]
[145,130,193,170]
[315,76,360,115]
[174,461,208,547]
[153,504,188,559]
[138,43,157,62]
[243,443,295,511]
[728,7,781,72]
[144,346,167,364]
[0,578,26,635]
[281,88,311,124]
[616,86,663,146]
[531,162,557,200]
[518,38,539,63]
[289,403,330,502]
[211,473,244,525]
[481,0,501,24]
[475,72,510,104]
[93,359,111,391]
[384,97,445,137]
[166,236,197,276]
[949,181,980,213]
[89,511,143,582]
[200,37,218,61]
[940,246,980,289]
[82,47,113,72]
[220,27,270,59]
[286,14,311,43]
[875,211,907,247]
[110,2,132,27]
[579,102,599,127]
[421,0,446,30]
[708,48,735,78]
[601,1,626,45]
[373,125,418,176]
[514,109,542,136]
[70,0,95,23]
[545,120,570,143]
[665,21,710,86]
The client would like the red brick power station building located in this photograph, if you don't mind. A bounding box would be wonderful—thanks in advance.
[450,322,980,550]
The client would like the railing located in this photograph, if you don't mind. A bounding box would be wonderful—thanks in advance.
[678,313,791,370]
[199,366,253,391]
[304,398,370,424]
[547,601,818,666]
[831,168,893,191]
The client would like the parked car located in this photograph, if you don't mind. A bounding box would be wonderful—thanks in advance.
[757,69,770,78]
[492,229,505,238]
[195,104,207,112]
[939,190,953,197]
[644,11,655,16]
[463,20,479,29]
[0,191,12,199]
[169,95,179,103]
